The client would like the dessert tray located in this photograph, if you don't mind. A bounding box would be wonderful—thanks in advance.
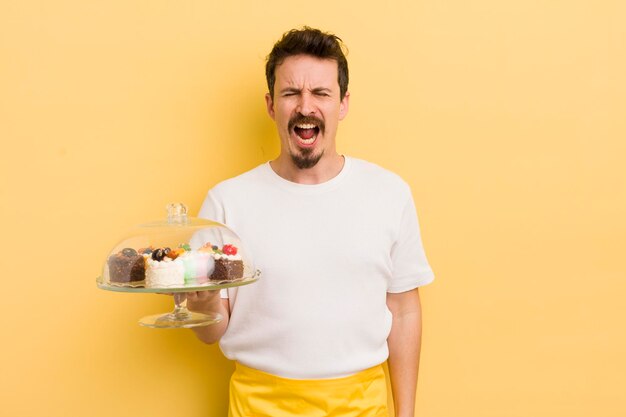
[97,203,260,329]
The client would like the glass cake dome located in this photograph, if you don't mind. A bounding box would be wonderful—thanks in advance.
[96,203,260,329]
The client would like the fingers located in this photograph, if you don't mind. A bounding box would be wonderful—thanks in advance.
[185,290,222,315]
[186,290,220,302]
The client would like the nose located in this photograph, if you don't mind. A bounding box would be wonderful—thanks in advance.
[297,92,316,116]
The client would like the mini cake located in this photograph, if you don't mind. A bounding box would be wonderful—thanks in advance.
[145,247,184,288]
[107,248,145,285]
[201,243,244,282]
[211,254,244,282]
[180,251,215,285]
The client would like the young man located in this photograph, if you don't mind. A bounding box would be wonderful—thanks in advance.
[187,27,434,417]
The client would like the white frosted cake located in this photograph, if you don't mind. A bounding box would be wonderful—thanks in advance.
[146,257,184,288]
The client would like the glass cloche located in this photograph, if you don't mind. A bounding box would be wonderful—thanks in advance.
[96,203,260,329]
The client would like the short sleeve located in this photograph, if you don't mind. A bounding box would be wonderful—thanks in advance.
[388,194,435,293]
[198,189,225,223]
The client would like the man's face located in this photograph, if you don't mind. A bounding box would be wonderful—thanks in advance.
[266,54,349,169]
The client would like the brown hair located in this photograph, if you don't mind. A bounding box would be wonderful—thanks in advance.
[266,27,349,100]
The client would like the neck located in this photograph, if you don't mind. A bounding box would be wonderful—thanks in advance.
[270,152,345,184]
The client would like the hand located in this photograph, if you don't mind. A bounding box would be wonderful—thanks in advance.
[185,290,222,314]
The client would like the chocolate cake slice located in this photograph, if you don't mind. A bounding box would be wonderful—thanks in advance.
[108,248,145,284]
[210,258,244,282]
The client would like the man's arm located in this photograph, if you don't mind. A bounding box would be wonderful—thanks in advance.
[386,287,423,417]
[186,290,230,344]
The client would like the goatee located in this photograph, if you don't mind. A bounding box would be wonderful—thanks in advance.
[291,148,324,169]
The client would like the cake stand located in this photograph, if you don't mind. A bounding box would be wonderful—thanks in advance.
[97,202,260,329]
[96,272,260,328]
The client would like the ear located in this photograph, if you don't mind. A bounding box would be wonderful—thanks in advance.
[338,91,350,121]
[265,93,275,120]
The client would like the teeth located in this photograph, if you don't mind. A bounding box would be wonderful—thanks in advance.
[296,123,317,129]
[299,137,315,145]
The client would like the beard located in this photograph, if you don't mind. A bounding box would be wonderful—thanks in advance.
[290,147,324,169]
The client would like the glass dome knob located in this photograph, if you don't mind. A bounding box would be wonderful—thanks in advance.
[167,202,188,225]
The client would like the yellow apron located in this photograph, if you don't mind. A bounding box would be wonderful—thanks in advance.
[228,362,389,417]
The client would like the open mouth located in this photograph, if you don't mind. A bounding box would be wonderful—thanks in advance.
[293,123,320,145]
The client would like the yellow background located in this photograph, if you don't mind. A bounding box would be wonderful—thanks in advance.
[1,1,625,416]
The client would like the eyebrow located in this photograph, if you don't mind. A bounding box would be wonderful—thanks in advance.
[279,87,333,95]
[280,87,301,94]
[311,87,332,94]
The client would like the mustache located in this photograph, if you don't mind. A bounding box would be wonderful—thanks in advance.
[288,115,325,133]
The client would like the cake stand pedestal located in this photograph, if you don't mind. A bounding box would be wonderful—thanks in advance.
[138,292,220,329]
[96,271,260,329]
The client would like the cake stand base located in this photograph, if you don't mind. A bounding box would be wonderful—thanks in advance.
[139,310,222,329]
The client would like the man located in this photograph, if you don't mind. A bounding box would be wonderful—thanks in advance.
[186,27,434,417]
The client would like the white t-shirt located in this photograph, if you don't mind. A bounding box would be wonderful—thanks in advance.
[198,156,434,379]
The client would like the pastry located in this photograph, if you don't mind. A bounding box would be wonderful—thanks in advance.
[180,250,215,285]
[145,247,184,287]
[107,248,145,285]
[200,243,244,282]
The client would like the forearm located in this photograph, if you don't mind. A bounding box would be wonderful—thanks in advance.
[189,295,230,344]
[387,290,423,417]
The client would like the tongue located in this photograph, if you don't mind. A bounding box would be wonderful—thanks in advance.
[295,127,316,140]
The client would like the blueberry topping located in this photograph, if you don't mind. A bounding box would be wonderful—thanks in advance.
[152,248,166,261]
[122,248,137,257]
